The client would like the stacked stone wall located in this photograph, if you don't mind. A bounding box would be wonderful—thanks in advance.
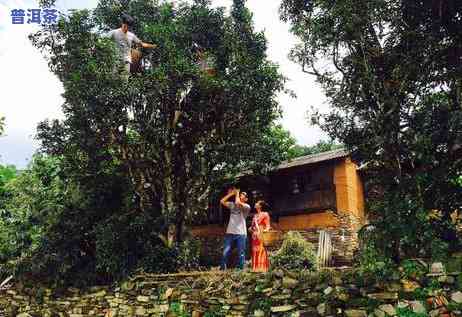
[2,259,462,317]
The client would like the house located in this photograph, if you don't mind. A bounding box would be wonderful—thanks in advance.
[191,148,366,266]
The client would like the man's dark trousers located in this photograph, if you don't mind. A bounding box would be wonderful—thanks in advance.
[221,233,246,270]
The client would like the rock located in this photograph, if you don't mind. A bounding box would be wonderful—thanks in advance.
[378,304,396,316]
[271,305,297,313]
[397,301,409,308]
[282,277,299,289]
[438,275,447,283]
[87,289,106,298]
[300,307,318,317]
[233,305,247,311]
[274,269,284,278]
[323,286,334,296]
[262,287,273,294]
[135,306,146,316]
[429,309,441,317]
[333,276,343,286]
[452,291,462,304]
[410,301,426,314]
[374,308,386,317]
[136,295,150,303]
[317,303,327,316]
[295,299,308,307]
[367,293,398,301]
[165,288,174,299]
[401,279,420,292]
[253,310,265,317]
[272,279,282,289]
[304,292,322,306]
[385,282,401,292]
[345,309,368,317]
[121,281,135,291]
[336,291,350,302]
[431,262,445,274]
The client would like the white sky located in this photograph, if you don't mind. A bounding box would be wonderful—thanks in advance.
[0,0,328,168]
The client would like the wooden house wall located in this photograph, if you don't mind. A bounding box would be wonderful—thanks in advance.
[269,161,337,217]
[334,158,365,220]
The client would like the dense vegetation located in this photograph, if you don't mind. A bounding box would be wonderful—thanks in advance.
[0,0,326,285]
[1,0,460,287]
[280,0,462,266]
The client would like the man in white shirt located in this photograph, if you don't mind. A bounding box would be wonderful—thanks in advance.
[220,188,251,270]
[105,14,156,76]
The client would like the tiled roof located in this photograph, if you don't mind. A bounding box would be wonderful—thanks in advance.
[275,148,349,171]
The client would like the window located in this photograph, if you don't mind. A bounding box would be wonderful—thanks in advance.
[291,172,313,194]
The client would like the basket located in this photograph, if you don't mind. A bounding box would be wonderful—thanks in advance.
[259,230,282,247]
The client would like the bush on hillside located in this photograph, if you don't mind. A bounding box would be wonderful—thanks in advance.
[270,231,317,271]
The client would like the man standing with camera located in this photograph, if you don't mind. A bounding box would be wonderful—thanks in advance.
[220,187,251,270]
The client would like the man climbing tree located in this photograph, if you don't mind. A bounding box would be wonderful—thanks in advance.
[104,13,156,76]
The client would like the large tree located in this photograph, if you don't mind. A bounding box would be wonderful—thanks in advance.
[32,0,286,244]
[280,0,462,260]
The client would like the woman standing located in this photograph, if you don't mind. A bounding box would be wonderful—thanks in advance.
[250,200,271,272]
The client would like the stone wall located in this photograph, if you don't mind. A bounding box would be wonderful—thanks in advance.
[1,259,462,317]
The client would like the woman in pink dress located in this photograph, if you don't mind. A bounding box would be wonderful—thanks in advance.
[250,200,271,272]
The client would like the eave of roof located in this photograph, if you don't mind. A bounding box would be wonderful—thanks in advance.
[275,148,349,171]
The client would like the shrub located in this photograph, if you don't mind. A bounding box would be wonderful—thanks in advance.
[396,307,427,317]
[270,231,317,270]
[358,242,397,281]
[401,259,426,280]
[176,237,201,271]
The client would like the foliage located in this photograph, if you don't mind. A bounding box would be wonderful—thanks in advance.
[447,302,462,313]
[358,242,397,282]
[411,288,428,301]
[280,0,462,260]
[289,140,344,159]
[0,155,65,262]
[176,237,201,271]
[0,164,17,199]
[401,259,426,280]
[169,302,190,317]
[31,0,286,249]
[270,231,317,271]
[204,310,223,317]
[457,273,462,289]
[249,297,272,315]
[358,226,397,281]
[396,307,427,317]
[0,0,292,284]
[0,152,140,285]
